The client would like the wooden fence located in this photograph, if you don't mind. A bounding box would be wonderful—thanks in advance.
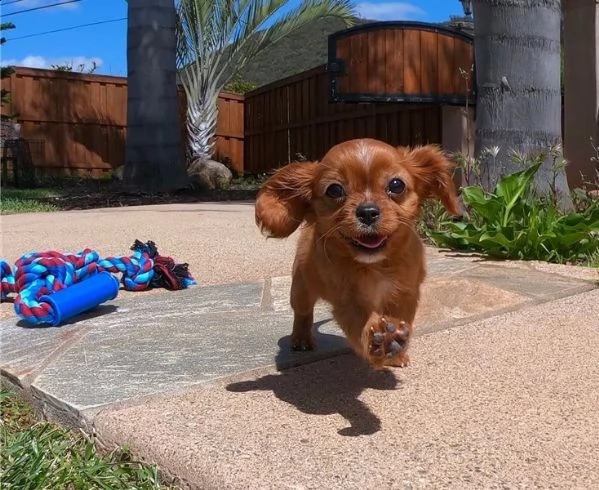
[1,67,244,177]
[214,92,244,174]
[244,65,443,174]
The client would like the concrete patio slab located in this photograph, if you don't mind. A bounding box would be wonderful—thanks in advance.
[93,289,599,490]
[1,203,598,489]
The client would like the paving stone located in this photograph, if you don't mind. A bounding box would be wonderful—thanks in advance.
[0,311,104,381]
[31,309,344,412]
[462,265,594,298]
[416,277,527,334]
[0,281,264,380]
[270,276,331,314]
[425,254,480,276]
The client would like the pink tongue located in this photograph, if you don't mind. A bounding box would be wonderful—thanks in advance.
[355,235,387,249]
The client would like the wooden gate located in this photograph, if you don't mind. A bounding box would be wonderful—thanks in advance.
[328,21,475,104]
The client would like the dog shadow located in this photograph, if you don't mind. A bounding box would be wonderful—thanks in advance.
[226,320,400,437]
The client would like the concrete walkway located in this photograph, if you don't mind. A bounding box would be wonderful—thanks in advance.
[1,203,598,489]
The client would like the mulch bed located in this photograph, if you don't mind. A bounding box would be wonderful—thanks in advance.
[38,182,259,211]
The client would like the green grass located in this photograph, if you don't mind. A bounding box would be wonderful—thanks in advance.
[0,389,174,490]
[1,188,60,214]
[229,173,269,190]
[585,250,599,268]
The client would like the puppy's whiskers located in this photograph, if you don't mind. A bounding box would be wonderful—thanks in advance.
[318,223,344,263]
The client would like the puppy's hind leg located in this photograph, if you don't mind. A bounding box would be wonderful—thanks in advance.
[289,271,318,351]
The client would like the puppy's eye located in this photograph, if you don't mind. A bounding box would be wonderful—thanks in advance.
[325,183,345,199]
[387,178,406,195]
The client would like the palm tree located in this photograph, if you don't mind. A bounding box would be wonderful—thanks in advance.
[124,0,190,192]
[472,0,571,206]
[176,0,355,165]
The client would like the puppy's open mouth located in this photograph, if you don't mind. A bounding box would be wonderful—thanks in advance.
[350,234,388,252]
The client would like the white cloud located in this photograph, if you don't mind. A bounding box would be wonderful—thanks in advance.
[355,2,427,21]
[1,56,103,72]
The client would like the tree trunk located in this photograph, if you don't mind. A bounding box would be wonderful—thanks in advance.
[473,0,571,207]
[124,0,189,192]
[184,85,219,163]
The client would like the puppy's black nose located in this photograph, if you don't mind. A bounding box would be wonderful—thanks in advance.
[356,203,380,225]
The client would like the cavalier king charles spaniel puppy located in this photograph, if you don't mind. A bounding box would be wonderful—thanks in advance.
[255,138,461,368]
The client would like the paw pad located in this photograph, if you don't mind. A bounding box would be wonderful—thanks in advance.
[369,317,410,359]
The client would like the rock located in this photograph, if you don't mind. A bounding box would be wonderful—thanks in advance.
[112,165,125,181]
[187,158,233,191]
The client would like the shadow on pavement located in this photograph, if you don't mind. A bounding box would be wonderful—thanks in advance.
[227,320,400,437]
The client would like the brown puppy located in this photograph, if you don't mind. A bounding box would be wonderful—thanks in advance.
[255,138,461,368]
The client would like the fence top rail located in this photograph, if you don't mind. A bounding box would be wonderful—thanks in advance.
[217,91,245,101]
[329,20,474,43]
[13,66,245,101]
[11,68,246,102]
[12,66,128,85]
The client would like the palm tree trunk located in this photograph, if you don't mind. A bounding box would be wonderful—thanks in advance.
[125,0,190,192]
[473,0,571,207]
[183,84,219,163]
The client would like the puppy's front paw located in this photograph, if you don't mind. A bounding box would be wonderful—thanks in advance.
[366,316,411,368]
[291,333,315,352]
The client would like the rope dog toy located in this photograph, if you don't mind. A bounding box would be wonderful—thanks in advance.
[0,239,196,327]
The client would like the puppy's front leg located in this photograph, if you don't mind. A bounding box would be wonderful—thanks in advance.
[361,313,413,368]
[289,271,317,351]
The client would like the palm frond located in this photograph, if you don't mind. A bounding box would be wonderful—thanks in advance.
[176,0,355,161]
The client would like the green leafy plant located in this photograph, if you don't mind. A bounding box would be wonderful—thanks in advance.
[50,60,99,74]
[224,77,257,94]
[1,21,17,116]
[416,199,451,244]
[428,160,599,264]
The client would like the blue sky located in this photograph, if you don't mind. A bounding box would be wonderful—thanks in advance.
[1,0,465,77]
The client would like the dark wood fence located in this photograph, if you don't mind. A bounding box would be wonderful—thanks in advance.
[244,65,443,174]
[1,67,244,177]
[328,22,475,103]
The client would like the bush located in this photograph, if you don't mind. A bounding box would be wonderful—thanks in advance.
[427,155,599,265]
[224,77,257,94]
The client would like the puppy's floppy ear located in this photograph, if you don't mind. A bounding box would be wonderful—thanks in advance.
[255,161,317,238]
[402,145,462,216]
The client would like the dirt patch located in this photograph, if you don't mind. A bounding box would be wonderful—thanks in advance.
[42,189,258,211]
[32,180,260,211]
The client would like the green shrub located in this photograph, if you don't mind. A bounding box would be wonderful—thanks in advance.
[224,77,257,94]
[428,160,599,264]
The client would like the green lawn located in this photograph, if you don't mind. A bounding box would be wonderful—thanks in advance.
[0,389,175,490]
[0,188,60,214]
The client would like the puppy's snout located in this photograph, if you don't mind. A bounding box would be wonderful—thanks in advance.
[356,203,381,226]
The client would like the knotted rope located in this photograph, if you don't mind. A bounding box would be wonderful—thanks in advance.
[0,240,196,326]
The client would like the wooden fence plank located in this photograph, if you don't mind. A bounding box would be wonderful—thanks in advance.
[385,29,404,94]
[403,29,421,94]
